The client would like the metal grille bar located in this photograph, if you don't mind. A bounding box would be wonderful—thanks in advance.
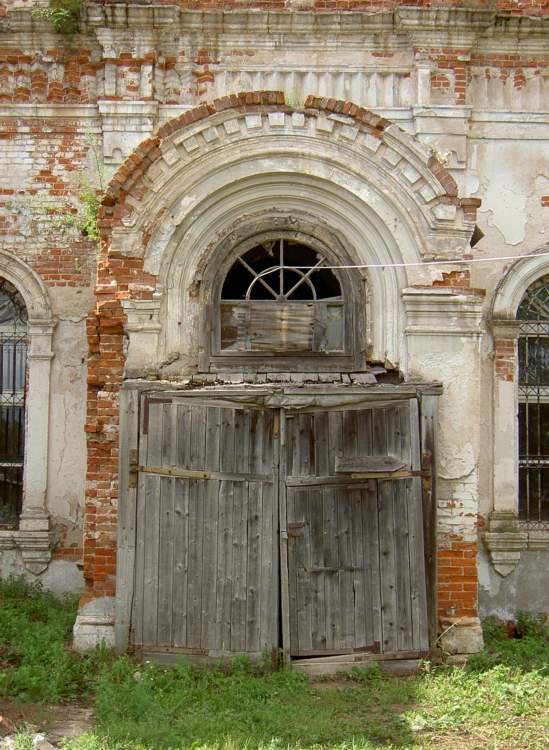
[0,332,26,527]
[517,297,549,526]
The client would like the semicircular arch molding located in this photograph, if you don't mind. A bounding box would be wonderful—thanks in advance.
[102,92,476,265]
[99,91,479,375]
[491,244,549,321]
[0,250,53,321]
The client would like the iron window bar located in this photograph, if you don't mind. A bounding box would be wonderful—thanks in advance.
[0,279,27,528]
[517,277,549,528]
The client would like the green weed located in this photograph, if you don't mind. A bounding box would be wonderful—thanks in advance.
[0,576,111,703]
[1,578,548,750]
[32,0,82,38]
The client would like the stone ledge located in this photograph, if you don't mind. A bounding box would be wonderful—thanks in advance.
[438,616,484,656]
[0,529,52,575]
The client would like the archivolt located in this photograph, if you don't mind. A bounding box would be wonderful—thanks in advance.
[491,243,549,321]
[0,250,52,321]
[99,91,479,370]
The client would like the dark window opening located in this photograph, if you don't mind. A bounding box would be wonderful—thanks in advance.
[221,239,342,302]
[0,278,27,528]
[517,275,549,527]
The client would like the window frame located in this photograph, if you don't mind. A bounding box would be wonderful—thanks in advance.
[206,230,362,373]
[0,252,55,573]
[516,278,549,528]
[0,278,28,528]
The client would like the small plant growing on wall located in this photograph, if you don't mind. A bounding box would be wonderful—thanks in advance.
[32,0,83,38]
[7,131,105,249]
[54,130,105,245]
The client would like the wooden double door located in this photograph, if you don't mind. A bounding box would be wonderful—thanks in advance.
[127,393,429,661]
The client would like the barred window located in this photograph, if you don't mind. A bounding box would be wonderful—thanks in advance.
[517,276,549,527]
[0,278,27,528]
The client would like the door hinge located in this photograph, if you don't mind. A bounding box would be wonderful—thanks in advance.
[128,448,138,489]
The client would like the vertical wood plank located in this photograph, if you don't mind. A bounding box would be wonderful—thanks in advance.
[337,486,355,650]
[393,479,413,651]
[349,487,369,648]
[342,409,358,460]
[246,480,262,654]
[293,489,313,654]
[157,476,175,646]
[372,405,388,456]
[309,488,326,652]
[172,478,189,648]
[420,394,438,648]
[279,410,291,661]
[378,480,398,652]
[314,412,329,477]
[219,408,235,474]
[362,482,381,651]
[186,479,204,648]
[116,387,139,651]
[327,410,343,475]
[177,403,192,469]
[142,474,161,646]
[201,407,221,650]
[407,477,429,650]
[231,480,249,652]
[216,480,234,654]
[131,470,147,647]
[322,486,339,651]
[262,409,278,652]
[357,407,373,457]
[201,478,220,651]
[190,404,207,471]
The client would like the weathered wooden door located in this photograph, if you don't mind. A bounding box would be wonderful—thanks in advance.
[282,400,429,657]
[130,395,279,658]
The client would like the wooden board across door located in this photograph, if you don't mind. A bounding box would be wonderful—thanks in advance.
[130,396,280,658]
[283,401,429,657]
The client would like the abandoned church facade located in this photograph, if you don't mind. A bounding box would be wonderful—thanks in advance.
[1,0,548,665]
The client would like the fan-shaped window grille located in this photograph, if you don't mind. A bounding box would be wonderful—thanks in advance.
[0,278,27,527]
[517,275,549,527]
[219,239,346,356]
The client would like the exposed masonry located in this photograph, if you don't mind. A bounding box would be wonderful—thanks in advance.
[0,1,548,651]
[0,4,548,116]
[98,91,470,245]
[82,91,484,622]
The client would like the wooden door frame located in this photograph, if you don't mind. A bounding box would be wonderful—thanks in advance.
[115,381,440,656]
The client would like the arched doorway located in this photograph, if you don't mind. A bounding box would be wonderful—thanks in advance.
[80,93,480,660]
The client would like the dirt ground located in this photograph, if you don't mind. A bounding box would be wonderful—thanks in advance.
[0,700,92,743]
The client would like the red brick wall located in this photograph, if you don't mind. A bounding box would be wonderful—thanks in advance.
[437,539,479,618]
[0,118,96,289]
[494,338,516,382]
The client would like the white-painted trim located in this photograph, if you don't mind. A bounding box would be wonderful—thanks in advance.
[0,251,55,574]
[491,244,549,320]
[487,244,549,575]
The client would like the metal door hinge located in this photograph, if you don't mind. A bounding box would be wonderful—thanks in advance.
[128,448,138,489]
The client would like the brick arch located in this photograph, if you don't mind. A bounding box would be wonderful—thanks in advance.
[99,90,475,257]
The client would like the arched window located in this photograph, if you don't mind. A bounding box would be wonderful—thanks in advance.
[213,238,357,369]
[0,278,27,527]
[517,275,549,526]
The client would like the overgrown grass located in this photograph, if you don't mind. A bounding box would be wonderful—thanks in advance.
[1,577,548,750]
[0,576,108,703]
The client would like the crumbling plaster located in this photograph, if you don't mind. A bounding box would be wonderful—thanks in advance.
[0,3,547,644]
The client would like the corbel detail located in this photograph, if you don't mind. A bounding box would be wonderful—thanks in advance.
[484,511,527,577]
